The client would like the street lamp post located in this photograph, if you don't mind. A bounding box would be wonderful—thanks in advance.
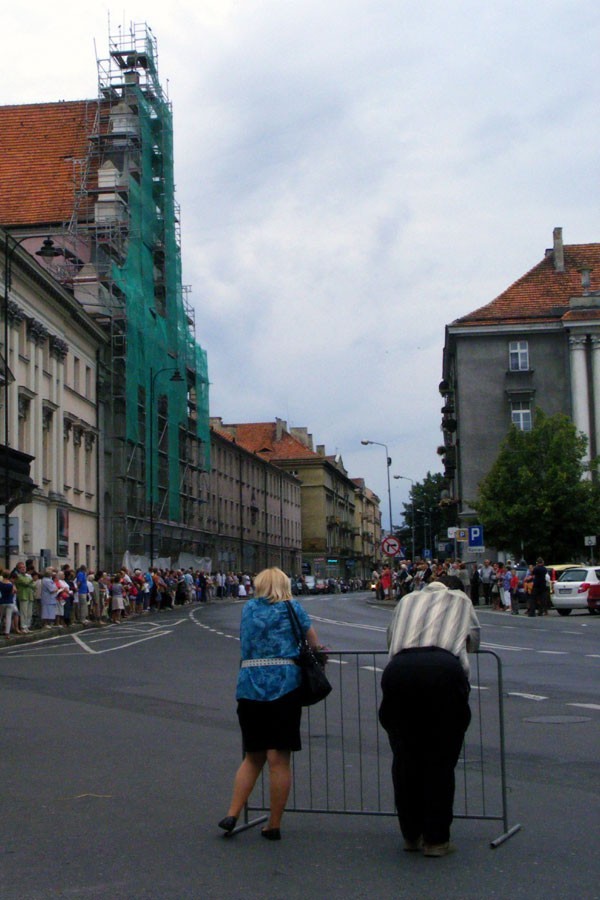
[415,507,432,558]
[361,439,393,598]
[148,366,184,568]
[394,474,415,561]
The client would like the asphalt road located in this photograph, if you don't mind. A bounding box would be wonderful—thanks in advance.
[0,594,598,899]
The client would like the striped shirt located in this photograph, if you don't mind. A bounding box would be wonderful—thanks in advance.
[387,581,481,676]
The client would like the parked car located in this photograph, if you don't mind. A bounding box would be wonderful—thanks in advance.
[552,566,600,615]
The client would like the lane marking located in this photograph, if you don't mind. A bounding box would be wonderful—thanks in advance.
[537,650,568,655]
[310,615,386,633]
[508,692,548,701]
[72,634,98,654]
[567,703,600,711]
[361,665,383,672]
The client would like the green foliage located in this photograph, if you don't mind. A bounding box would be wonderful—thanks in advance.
[474,410,600,562]
[399,472,457,557]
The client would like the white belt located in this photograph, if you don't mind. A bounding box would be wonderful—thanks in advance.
[240,657,296,668]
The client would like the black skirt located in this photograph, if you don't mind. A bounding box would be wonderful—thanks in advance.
[237,688,303,752]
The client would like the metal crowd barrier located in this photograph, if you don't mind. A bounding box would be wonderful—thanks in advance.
[243,649,521,848]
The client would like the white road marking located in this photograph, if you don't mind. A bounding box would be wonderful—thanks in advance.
[310,615,386,633]
[481,642,532,652]
[361,665,383,672]
[508,692,548,701]
[72,634,97,654]
[537,650,568,655]
[567,703,600,711]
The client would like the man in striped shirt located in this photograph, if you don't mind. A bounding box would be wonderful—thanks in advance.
[378,576,480,857]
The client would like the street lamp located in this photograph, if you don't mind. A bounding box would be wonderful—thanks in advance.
[394,474,415,561]
[2,234,63,567]
[148,366,184,567]
[361,439,394,598]
[415,507,432,559]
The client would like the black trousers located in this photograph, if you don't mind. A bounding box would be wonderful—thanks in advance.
[378,648,471,845]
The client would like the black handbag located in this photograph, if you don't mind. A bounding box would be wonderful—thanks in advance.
[285,601,332,707]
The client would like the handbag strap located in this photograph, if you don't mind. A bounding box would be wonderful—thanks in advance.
[284,600,305,646]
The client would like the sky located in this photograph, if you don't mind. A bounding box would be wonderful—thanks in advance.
[2,1,600,529]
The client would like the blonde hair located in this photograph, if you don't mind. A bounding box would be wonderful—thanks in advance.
[253,567,292,603]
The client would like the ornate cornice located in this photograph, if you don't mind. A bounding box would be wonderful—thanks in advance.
[49,335,69,360]
[27,317,49,346]
[6,299,26,326]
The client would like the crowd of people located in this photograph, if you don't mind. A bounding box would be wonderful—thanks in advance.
[372,556,555,616]
[0,562,266,637]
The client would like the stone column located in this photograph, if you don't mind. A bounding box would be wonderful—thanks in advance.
[590,334,600,460]
[569,335,591,474]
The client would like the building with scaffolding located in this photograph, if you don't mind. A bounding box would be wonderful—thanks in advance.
[0,23,210,571]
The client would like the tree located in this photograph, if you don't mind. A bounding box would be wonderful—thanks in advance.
[398,472,457,558]
[474,410,600,562]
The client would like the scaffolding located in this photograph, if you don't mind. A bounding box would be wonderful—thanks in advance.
[60,23,210,568]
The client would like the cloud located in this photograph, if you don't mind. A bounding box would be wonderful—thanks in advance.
[3,0,600,524]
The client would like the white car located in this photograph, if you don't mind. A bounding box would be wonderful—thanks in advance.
[552,566,600,615]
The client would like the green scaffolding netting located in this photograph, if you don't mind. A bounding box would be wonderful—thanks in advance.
[109,71,209,523]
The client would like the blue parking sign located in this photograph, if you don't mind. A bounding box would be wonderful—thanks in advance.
[468,525,484,548]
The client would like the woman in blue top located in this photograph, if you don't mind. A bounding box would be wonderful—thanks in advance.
[219,567,321,841]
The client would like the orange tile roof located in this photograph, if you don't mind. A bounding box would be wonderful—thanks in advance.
[0,101,99,227]
[453,243,600,328]
[214,422,320,461]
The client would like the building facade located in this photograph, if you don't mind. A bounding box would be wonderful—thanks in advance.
[203,428,302,574]
[442,227,600,523]
[211,418,382,580]
[0,230,106,570]
[0,24,210,571]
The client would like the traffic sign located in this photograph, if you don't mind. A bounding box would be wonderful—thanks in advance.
[584,535,597,546]
[468,525,484,548]
[381,535,401,557]
[455,529,468,542]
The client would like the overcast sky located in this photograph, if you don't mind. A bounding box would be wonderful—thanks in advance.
[2,1,599,529]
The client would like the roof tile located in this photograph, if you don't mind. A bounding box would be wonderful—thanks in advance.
[453,243,600,327]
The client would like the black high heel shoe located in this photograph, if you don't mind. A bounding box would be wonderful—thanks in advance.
[261,827,281,841]
[218,816,238,834]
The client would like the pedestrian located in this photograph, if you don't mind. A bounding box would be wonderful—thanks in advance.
[0,569,21,636]
[378,575,480,857]
[469,563,480,605]
[218,566,323,841]
[479,559,495,606]
[13,561,35,632]
[509,567,520,615]
[529,557,549,617]
[40,567,59,628]
[75,565,91,624]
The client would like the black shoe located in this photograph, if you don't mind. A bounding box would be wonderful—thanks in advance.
[261,827,281,841]
[218,816,237,834]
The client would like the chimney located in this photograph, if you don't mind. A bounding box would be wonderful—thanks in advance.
[275,418,288,442]
[553,227,564,273]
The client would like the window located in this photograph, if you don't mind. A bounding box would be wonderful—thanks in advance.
[509,341,529,371]
[511,400,532,432]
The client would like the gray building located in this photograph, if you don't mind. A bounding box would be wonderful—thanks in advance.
[442,227,600,524]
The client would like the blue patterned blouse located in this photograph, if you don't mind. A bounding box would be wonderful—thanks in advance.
[236,597,312,701]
